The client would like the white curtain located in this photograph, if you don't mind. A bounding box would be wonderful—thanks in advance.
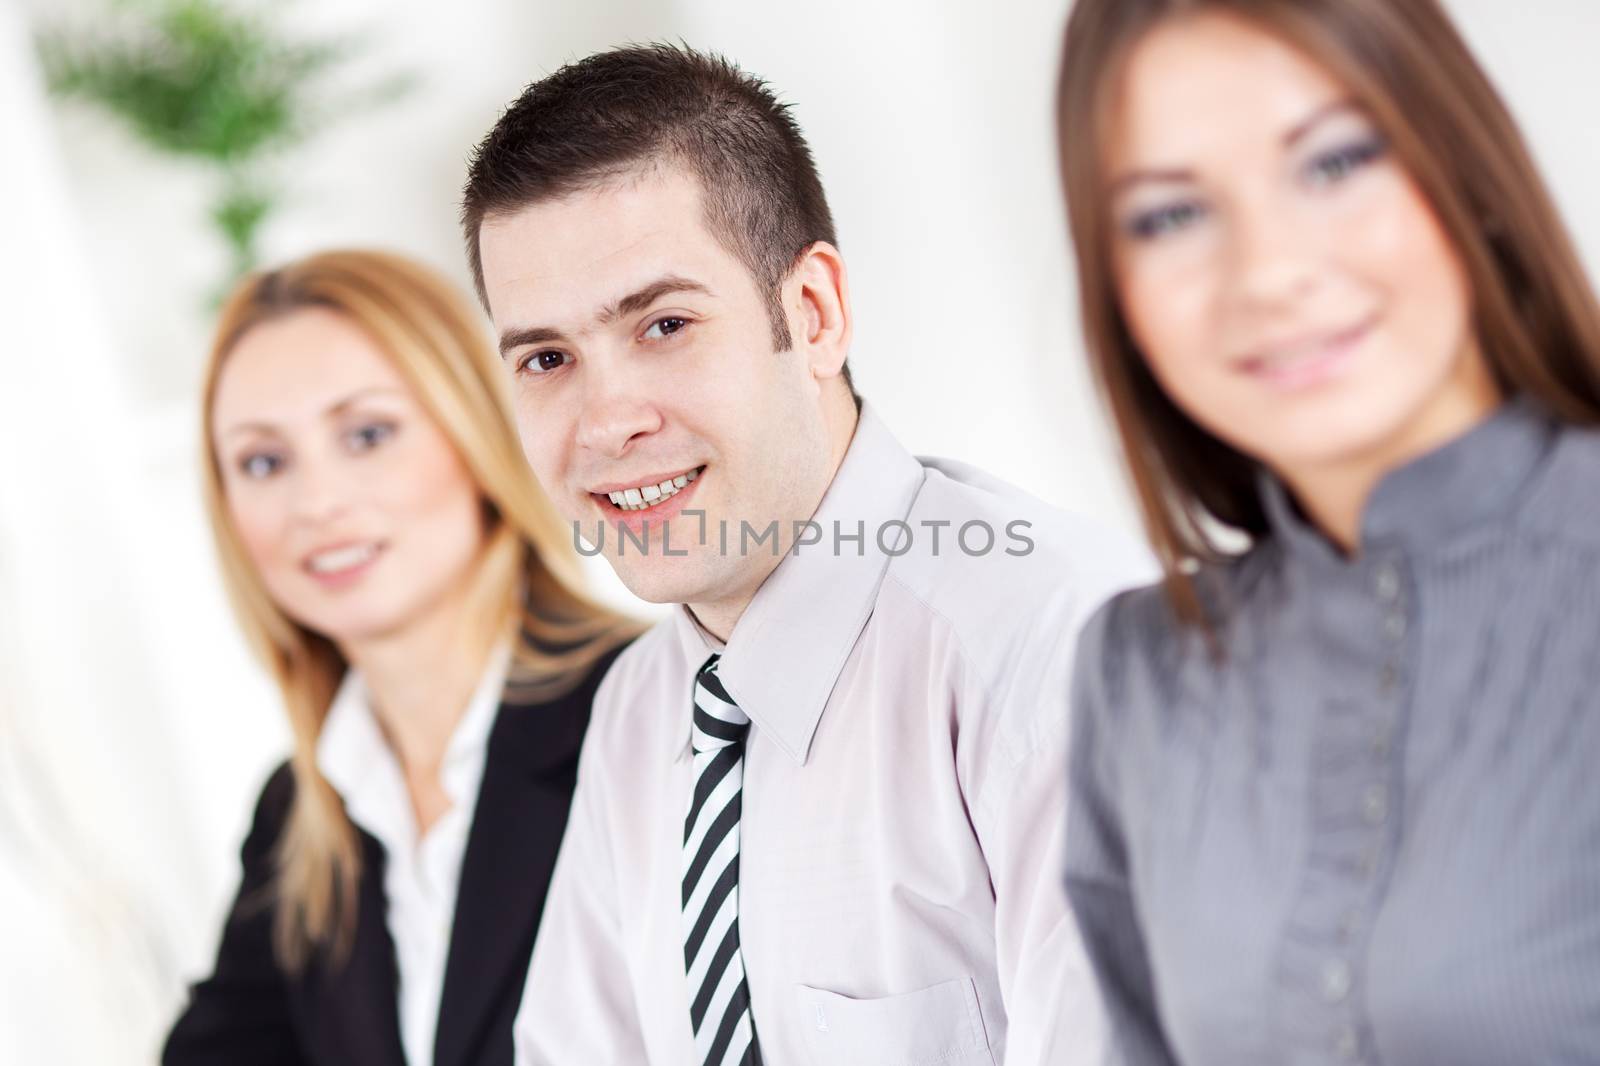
[0,3,249,1060]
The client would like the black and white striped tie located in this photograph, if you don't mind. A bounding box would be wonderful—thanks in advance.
[682,654,762,1066]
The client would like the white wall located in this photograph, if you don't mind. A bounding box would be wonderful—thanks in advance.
[5,1,1600,1061]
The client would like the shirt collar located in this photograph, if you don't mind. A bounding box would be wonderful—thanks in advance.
[317,635,515,837]
[670,400,926,766]
[440,635,515,803]
[1258,393,1560,568]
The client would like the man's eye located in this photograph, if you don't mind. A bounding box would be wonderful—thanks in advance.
[239,453,283,479]
[522,350,570,374]
[642,317,689,340]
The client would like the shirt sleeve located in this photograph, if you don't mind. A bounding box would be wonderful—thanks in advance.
[512,678,651,1065]
[1063,598,1180,1066]
[161,764,311,1066]
[970,590,1106,1066]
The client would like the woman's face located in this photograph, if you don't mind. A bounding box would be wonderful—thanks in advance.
[1105,12,1497,489]
[212,307,487,647]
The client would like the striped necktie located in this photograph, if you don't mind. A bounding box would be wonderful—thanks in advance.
[682,654,762,1066]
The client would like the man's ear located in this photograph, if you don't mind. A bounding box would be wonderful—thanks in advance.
[784,241,852,381]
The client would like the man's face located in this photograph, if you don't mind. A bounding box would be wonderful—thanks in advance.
[479,165,835,609]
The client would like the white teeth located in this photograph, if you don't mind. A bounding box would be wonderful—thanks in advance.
[307,542,378,574]
[1266,346,1315,367]
[604,467,703,511]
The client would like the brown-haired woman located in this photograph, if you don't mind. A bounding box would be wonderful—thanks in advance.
[162,249,641,1066]
[1056,1,1600,1062]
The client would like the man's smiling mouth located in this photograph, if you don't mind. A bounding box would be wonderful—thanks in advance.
[592,466,704,512]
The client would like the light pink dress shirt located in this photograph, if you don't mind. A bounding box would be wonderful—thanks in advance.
[513,405,1155,1065]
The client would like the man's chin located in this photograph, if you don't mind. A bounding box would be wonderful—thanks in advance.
[607,551,721,607]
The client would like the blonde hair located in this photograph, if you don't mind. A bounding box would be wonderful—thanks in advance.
[200,249,641,971]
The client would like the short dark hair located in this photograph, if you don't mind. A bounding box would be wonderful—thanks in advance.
[462,43,854,393]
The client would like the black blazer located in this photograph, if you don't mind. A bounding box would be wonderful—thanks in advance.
[163,643,624,1066]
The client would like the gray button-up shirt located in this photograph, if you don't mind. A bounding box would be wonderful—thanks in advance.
[1065,398,1600,1065]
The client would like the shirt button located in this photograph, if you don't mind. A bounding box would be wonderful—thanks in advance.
[1362,783,1389,824]
[1337,908,1363,944]
[1374,564,1400,603]
[1371,722,1393,759]
[1335,1023,1359,1059]
[1322,958,1353,1003]
[1358,843,1380,878]
[1378,663,1399,695]
[1383,612,1407,640]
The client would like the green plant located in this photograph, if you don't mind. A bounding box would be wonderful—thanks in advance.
[37,0,414,291]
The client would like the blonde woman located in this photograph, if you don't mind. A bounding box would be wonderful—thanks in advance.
[163,250,640,1066]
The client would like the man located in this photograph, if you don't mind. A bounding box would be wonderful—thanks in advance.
[461,44,1152,1065]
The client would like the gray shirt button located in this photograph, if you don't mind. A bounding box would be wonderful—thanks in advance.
[1371,721,1393,759]
[1322,958,1353,1003]
[1375,564,1401,603]
[1335,1023,1359,1059]
[1337,908,1362,943]
[1378,663,1399,695]
[1362,783,1389,824]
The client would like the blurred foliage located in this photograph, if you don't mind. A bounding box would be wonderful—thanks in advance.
[36,0,416,293]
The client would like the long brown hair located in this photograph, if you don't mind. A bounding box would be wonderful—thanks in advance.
[201,249,643,970]
[1057,0,1600,624]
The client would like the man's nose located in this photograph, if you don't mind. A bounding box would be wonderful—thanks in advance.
[574,373,664,460]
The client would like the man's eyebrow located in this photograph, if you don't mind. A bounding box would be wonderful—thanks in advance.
[604,275,713,322]
[498,274,714,359]
[498,324,568,357]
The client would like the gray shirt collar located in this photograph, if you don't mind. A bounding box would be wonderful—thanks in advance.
[1256,394,1560,565]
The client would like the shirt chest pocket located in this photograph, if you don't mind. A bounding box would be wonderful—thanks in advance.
[794,976,995,1066]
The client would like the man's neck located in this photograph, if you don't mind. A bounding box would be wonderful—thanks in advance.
[687,393,861,644]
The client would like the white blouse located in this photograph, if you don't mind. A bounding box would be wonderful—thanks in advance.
[317,639,513,1066]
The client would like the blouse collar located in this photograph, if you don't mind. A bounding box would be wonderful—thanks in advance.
[317,635,514,848]
[1257,394,1560,568]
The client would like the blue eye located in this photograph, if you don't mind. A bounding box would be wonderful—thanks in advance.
[520,350,570,375]
[1124,200,1208,241]
[642,317,689,340]
[347,421,396,452]
[239,452,283,479]
[1304,136,1388,188]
